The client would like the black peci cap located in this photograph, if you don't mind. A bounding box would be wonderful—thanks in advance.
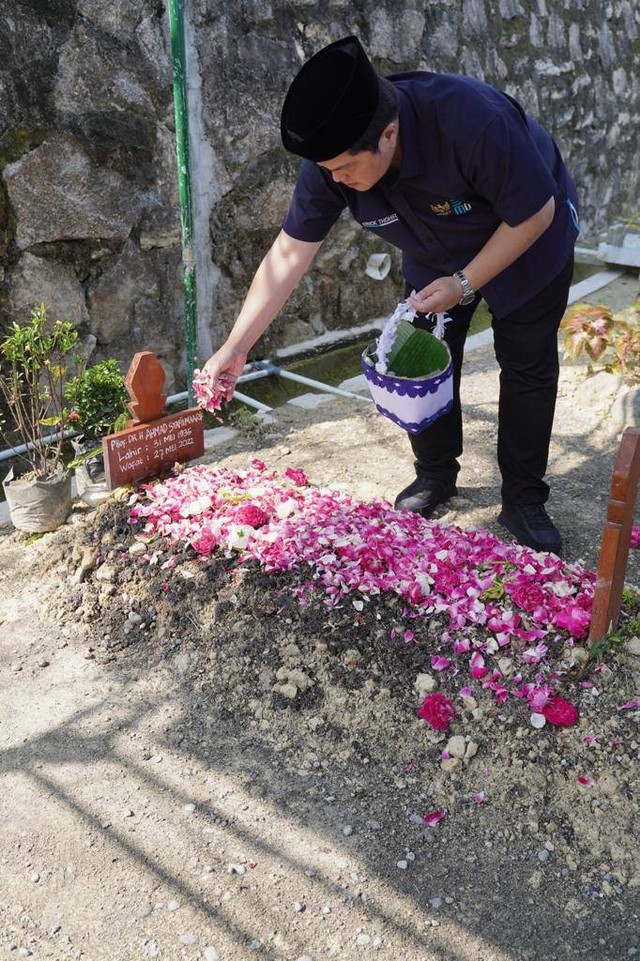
[280,35,380,162]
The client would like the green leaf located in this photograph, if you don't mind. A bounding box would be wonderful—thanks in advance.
[385,321,450,378]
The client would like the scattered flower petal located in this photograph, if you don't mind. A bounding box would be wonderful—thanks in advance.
[423,810,446,828]
[619,699,640,712]
[470,651,488,680]
[431,655,451,671]
[127,460,598,728]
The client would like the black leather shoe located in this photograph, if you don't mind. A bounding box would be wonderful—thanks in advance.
[498,503,562,555]
[394,476,457,518]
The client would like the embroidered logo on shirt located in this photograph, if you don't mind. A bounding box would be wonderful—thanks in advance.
[362,214,400,229]
[430,199,472,216]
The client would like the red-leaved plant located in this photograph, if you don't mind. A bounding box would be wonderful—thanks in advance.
[560,299,640,383]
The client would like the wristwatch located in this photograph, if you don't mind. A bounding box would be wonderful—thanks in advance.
[453,270,476,306]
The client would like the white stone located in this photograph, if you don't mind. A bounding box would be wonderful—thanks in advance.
[441,757,461,773]
[414,672,437,694]
[446,735,466,759]
[287,392,334,411]
[204,426,239,448]
[625,636,640,658]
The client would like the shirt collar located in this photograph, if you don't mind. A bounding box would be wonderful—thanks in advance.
[378,85,425,190]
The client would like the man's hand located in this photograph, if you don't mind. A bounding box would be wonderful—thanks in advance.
[203,342,248,402]
[410,275,463,314]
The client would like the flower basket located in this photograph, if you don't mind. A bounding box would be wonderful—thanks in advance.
[360,318,454,434]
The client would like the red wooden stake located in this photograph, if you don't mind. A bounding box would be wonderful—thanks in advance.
[102,351,204,490]
[125,351,167,426]
[588,427,640,642]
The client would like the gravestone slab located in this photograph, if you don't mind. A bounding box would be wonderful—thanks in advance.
[102,408,204,490]
[102,349,204,490]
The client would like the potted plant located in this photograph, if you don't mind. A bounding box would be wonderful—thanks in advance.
[64,358,130,504]
[0,303,78,532]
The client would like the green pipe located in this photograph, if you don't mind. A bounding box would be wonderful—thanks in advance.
[168,0,197,406]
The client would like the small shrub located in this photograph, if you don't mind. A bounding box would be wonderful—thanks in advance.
[0,303,78,476]
[65,359,129,440]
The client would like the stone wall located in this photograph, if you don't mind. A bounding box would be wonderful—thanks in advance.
[0,0,638,388]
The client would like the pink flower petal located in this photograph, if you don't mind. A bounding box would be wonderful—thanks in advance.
[430,655,451,671]
[473,792,486,804]
[577,776,593,786]
[423,810,446,828]
[470,651,488,680]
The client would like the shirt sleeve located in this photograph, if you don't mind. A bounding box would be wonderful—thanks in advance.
[282,160,347,242]
[465,110,558,227]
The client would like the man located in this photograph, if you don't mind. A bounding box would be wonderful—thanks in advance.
[204,35,579,555]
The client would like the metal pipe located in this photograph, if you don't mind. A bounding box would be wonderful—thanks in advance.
[168,0,198,406]
[0,430,75,464]
[259,364,372,403]
[232,390,273,413]
[165,389,273,414]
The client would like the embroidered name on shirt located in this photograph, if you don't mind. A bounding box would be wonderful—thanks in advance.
[430,199,472,216]
[362,214,400,229]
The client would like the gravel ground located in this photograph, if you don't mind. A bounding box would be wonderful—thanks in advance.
[0,333,639,961]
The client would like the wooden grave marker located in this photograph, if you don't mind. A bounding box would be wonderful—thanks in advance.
[588,426,640,642]
[102,351,204,490]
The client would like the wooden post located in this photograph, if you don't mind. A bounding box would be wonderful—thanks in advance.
[588,427,640,642]
[125,351,167,425]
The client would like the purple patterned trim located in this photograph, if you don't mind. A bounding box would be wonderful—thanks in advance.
[360,357,453,397]
[371,397,454,434]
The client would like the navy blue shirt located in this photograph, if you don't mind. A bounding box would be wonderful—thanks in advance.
[282,72,579,318]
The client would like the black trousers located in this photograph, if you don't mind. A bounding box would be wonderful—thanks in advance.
[407,256,574,505]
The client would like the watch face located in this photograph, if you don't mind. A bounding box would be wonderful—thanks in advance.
[459,292,475,305]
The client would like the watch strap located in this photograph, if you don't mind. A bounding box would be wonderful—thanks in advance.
[453,270,475,304]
